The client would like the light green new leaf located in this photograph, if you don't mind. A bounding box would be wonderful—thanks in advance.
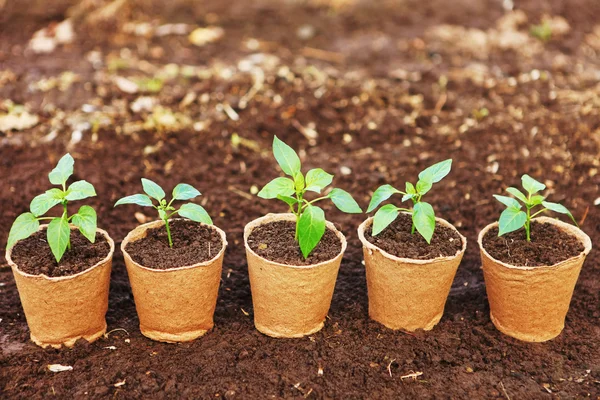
[372,204,399,236]
[498,208,527,236]
[521,174,545,195]
[7,213,40,248]
[114,194,154,207]
[46,188,65,199]
[305,168,334,193]
[367,184,401,213]
[47,217,70,262]
[141,178,165,201]
[542,201,578,225]
[277,194,299,208]
[329,188,362,213]
[294,172,305,192]
[258,177,295,199]
[65,180,97,201]
[172,183,201,201]
[273,135,301,177]
[30,193,62,216]
[418,159,452,184]
[298,205,326,258]
[48,153,74,185]
[493,194,521,209]
[402,193,415,202]
[72,205,97,243]
[179,203,213,225]
[506,187,528,203]
[405,182,416,194]
[529,195,545,206]
[158,209,167,220]
[415,179,432,195]
[413,202,436,243]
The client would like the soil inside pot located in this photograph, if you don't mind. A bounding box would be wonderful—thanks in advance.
[364,213,463,259]
[482,221,584,267]
[247,220,342,266]
[124,220,223,270]
[10,230,110,278]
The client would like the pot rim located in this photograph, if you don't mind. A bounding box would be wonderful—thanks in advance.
[358,213,467,264]
[477,216,592,271]
[121,218,228,273]
[243,213,347,269]
[5,225,115,281]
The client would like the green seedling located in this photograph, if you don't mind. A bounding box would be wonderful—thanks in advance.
[367,159,452,243]
[530,21,552,42]
[115,179,211,247]
[257,136,362,258]
[7,154,98,262]
[494,174,577,241]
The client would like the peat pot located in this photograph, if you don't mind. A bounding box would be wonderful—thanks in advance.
[358,216,466,331]
[244,213,347,338]
[121,219,227,343]
[5,226,115,349]
[478,217,592,342]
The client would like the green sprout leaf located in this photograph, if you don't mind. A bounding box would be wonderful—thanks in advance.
[48,153,74,185]
[141,178,165,201]
[305,168,334,193]
[273,135,301,177]
[179,203,213,225]
[493,194,521,209]
[498,207,527,236]
[506,187,528,203]
[7,213,40,248]
[298,205,326,258]
[418,159,452,184]
[542,201,577,225]
[328,188,362,213]
[30,192,62,217]
[114,194,153,207]
[72,205,97,243]
[294,172,305,192]
[172,183,201,201]
[521,174,546,195]
[372,204,399,236]
[530,195,545,206]
[415,179,432,195]
[413,202,436,243]
[367,184,401,213]
[277,195,299,207]
[65,180,96,201]
[258,177,295,199]
[47,217,70,263]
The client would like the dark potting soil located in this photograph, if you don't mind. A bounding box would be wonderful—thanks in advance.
[364,213,463,259]
[247,220,342,265]
[10,230,110,278]
[124,220,223,269]
[482,221,585,267]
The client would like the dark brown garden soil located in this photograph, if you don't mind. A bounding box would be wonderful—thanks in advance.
[247,220,341,265]
[10,230,110,278]
[1,0,600,398]
[124,220,223,269]
[482,221,585,267]
[364,213,463,259]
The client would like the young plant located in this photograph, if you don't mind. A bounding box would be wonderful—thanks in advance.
[366,159,452,243]
[7,154,98,262]
[494,174,577,241]
[114,179,211,247]
[257,136,362,258]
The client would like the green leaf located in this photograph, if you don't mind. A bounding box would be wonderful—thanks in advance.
[530,195,545,206]
[402,193,415,202]
[294,172,305,192]
[65,180,97,201]
[158,209,167,220]
[498,208,527,236]
[415,179,432,195]
[298,205,326,258]
[272,135,301,176]
[405,182,416,194]
[257,177,295,199]
[542,201,578,225]
[30,193,62,217]
[277,195,299,207]
[46,188,65,199]
[413,202,436,243]
[328,188,362,213]
[493,194,521,209]
[367,184,401,213]
[72,205,97,243]
[305,168,334,193]
[47,217,70,263]
[418,159,452,184]
[372,204,399,236]
[179,203,213,225]
[172,183,201,201]
[141,178,165,201]
[48,153,74,185]
[7,213,40,248]
[521,174,546,195]
[114,194,154,207]
[506,187,528,203]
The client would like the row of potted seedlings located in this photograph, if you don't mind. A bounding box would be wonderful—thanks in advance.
[5,138,592,348]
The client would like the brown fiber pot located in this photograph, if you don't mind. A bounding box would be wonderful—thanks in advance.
[121,219,227,343]
[244,213,347,338]
[5,226,115,349]
[358,215,466,331]
[478,217,592,342]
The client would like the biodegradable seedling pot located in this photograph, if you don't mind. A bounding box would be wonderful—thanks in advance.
[121,219,227,343]
[5,226,115,349]
[358,215,466,331]
[244,213,347,338]
[478,217,592,342]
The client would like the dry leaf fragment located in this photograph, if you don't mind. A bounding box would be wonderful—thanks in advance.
[48,364,73,372]
[188,26,224,47]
